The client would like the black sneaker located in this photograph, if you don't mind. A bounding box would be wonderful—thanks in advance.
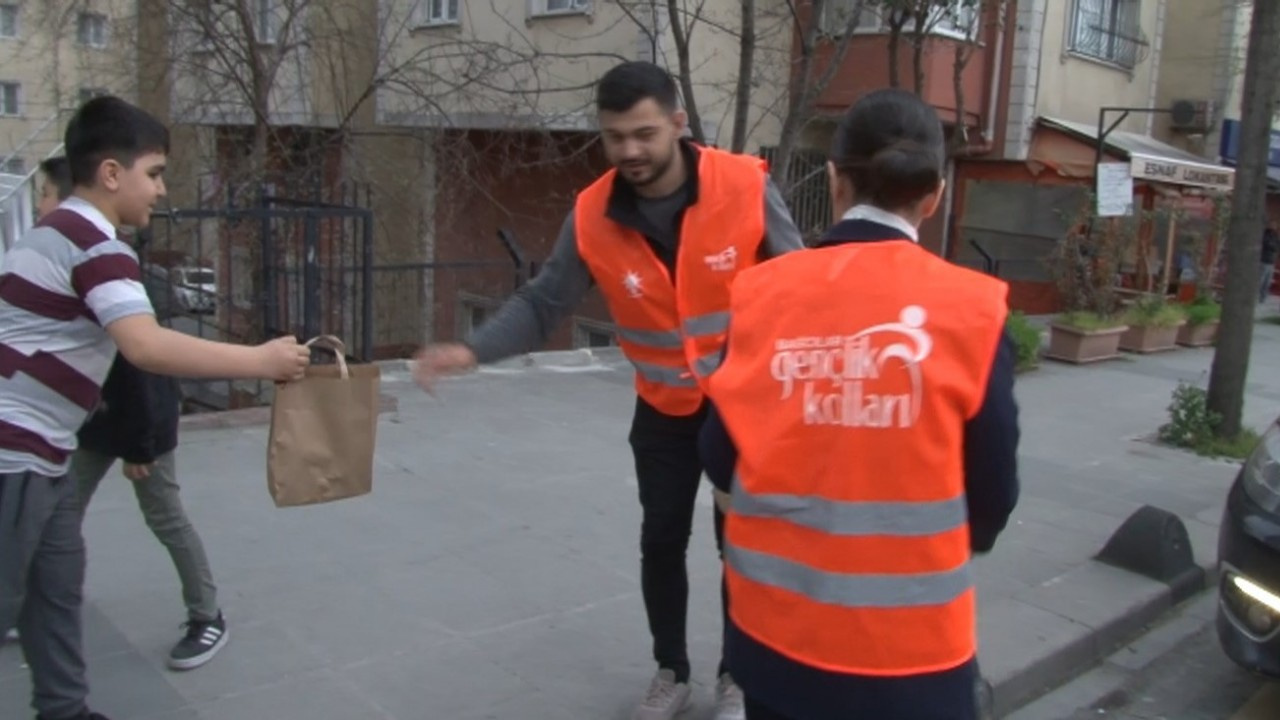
[167,612,229,671]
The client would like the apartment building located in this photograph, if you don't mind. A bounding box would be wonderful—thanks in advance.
[0,0,136,249]
[950,0,1237,312]
[1153,0,1278,213]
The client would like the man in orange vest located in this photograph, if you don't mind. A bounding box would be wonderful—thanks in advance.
[698,88,1020,719]
[412,61,804,720]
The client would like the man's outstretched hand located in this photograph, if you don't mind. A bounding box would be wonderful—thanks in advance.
[412,343,478,394]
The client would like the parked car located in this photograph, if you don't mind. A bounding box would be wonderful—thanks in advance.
[1218,417,1280,677]
[169,265,217,315]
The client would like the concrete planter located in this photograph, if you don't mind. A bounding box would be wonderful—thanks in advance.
[1119,321,1184,354]
[1177,320,1219,347]
[1046,323,1128,364]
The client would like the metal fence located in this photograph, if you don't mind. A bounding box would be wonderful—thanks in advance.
[759,147,831,243]
[141,185,533,413]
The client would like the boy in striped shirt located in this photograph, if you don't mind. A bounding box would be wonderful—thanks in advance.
[0,96,310,720]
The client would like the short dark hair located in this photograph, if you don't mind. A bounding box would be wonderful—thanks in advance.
[830,89,946,210]
[64,95,170,188]
[596,62,679,114]
[39,156,73,201]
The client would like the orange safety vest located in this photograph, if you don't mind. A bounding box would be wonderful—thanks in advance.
[576,147,768,416]
[707,239,1008,676]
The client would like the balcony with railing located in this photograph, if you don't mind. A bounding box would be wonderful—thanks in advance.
[801,0,1002,129]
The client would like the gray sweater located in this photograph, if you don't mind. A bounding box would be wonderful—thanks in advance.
[467,170,804,364]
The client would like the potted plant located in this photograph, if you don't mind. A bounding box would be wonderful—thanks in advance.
[1178,295,1222,347]
[1119,295,1186,353]
[1044,198,1131,364]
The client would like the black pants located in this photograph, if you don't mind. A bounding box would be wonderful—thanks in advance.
[745,698,792,720]
[628,396,727,684]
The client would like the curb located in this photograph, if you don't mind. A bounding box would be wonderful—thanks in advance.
[1003,590,1221,720]
[990,560,1216,717]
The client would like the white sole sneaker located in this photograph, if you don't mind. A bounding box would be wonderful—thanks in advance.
[167,625,229,671]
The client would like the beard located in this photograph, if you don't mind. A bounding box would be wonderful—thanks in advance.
[618,149,676,189]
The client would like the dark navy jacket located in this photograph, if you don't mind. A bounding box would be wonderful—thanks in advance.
[698,218,1021,720]
[78,277,181,464]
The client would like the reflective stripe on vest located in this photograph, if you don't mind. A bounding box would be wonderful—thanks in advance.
[725,544,973,608]
[727,476,974,607]
[730,476,968,537]
[683,311,730,337]
[616,326,684,349]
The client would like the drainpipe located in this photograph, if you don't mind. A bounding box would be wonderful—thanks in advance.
[940,159,957,259]
[984,1,1008,146]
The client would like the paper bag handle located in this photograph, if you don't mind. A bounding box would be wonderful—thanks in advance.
[305,335,349,379]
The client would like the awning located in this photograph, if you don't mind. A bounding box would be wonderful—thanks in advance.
[1028,116,1235,192]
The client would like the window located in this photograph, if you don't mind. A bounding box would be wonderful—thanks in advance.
[0,82,18,116]
[456,294,500,338]
[1069,0,1146,69]
[533,0,589,17]
[256,0,279,43]
[2,156,23,175]
[79,87,108,105]
[574,319,618,349]
[0,5,18,39]
[414,0,459,26]
[821,0,881,34]
[77,12,107,48]
[822,0,977,40]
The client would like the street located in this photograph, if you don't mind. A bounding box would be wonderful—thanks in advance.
[1055,623,1276,720]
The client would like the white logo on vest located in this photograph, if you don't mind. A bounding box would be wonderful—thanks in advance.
[769,306,933,428]
[623,270,644,299]
[703,247,738,272]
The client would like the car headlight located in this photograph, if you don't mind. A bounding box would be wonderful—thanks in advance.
[1242,421,1280,514]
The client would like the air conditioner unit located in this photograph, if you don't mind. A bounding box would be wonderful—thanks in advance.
[1170,99,1215,133]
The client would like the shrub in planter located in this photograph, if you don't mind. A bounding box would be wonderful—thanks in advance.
[1177,296,1221,347]
[1006,311,1042,373]
[1119,297,1186,353]
[1046,311,1128,363]
[1044,196,1133,364]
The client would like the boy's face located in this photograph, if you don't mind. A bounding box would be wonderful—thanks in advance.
[102,151,167,228]
[36,175,62,219]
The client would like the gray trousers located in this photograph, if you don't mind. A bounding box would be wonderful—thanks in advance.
[0,471,90,720]
[71,448,219,622]
[1261,263,1275,304]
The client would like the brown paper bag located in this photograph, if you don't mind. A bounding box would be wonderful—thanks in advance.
[267,335,381,508]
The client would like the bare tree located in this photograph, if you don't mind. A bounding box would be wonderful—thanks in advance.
[1207,0,1280,439]
[768,0,866,193]
[949,0,1001,154]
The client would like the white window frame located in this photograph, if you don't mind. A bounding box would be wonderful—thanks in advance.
[456,292,501,339]
[76,12,108,49]
[413,0,460,27]
[0,4,18,39]
[529,0,590,20]
[0,82,19,116]
[573,318,618,350]
[1067,0,1144,70]
[821,0,978,41]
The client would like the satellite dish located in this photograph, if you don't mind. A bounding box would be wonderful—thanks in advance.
[1170,100,1198,127]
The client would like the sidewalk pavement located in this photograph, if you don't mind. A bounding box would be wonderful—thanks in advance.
[3,317,1279,720]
